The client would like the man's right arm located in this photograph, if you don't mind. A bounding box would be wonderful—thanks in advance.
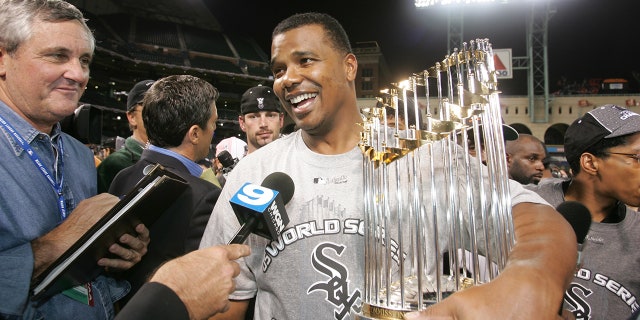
[115,282,190,320]
[31,193,119,278]
[144,245,250,320]
[116,245,250,320]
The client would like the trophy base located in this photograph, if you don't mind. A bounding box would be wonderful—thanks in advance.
[355,303,411,320]
[357,277,476,319]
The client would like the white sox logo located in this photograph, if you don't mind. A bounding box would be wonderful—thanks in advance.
[308,242,361,319]
[564,283,593,320]
[257,97,265,109]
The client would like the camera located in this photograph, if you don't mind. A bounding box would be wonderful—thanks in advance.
[217,150,239,174]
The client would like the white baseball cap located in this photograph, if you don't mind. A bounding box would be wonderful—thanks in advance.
[215,137,247,160]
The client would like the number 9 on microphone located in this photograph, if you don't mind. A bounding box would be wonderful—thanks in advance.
[229,181,289,241]
[231,183,277,211]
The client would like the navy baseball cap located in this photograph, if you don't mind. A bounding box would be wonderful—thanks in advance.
[126,80,155,111]
[240,85,281,115]
[564,104,640,164]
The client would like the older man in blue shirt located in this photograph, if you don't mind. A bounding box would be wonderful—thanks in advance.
[0,1,149,319]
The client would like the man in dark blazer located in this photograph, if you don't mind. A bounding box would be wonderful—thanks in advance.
[109,75,221,304]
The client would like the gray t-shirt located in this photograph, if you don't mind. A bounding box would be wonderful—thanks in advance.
[526,178,640,319]
[200,130,548,320]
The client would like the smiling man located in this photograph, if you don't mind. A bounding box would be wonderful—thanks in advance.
[0,1,149,318]
[200,12,576,320]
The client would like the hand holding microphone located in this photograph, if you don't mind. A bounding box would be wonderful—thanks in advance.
[228,172,294,244]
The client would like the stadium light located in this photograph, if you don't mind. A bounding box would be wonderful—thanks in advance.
[415,0,510,8]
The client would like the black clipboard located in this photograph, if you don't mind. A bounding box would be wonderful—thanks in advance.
[30,164,188,300]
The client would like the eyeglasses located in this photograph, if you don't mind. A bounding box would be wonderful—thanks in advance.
[604,152,640,163]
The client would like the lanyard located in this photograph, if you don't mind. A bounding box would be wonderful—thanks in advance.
[0,114,67,220]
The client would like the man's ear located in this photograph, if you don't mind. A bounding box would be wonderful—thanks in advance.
[187,124,200,145]
[239,115,246,132]
[580,153,599,175]
[506,153,513,166]
[344,53,358,81]
[126,111,138,127]
[0,48,8,77]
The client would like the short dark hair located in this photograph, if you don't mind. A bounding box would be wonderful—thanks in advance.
[142,75,219,148]
[569,134,629,174]
[272,12,352,55]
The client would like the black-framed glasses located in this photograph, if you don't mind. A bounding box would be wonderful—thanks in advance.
[604,152,640,163]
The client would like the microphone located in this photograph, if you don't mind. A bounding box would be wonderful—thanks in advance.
[555,201,591,316]
[555,201,592,269]
[227,172,294,244]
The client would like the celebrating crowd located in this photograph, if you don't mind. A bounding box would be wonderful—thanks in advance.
[1,1,638,320]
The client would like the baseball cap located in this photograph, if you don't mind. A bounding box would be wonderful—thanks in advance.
[126,80,155,111]
[564,104,640,164]
[240,85,281,115]
[215,137,247,161]
[501,124,519,141]
[464,116,519,143]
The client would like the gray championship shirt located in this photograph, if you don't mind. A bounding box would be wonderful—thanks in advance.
[526,178,640,319]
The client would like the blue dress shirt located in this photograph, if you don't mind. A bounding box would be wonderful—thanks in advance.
[0,101,128,319]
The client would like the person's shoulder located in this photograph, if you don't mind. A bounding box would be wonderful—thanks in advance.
[200,168,221,188]
[264,131,298,150]
[60,132,94,163]
[109,161,145,193]
[60,132,90,152]
[224,131,300,185]
[279,130,300,141]
[509,179,552,207]
[525,178,564,192]
[178,175,221,210]
[241,131,297,162]
[101,148,135,166]
[185,171,220,190]
[621,206,640,228]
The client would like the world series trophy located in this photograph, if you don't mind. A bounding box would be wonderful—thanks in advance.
[357,39,514,319]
